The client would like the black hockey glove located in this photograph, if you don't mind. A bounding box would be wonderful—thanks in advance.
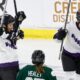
[15,11,26,24]
[53,28,67,40]
[18,30,24,39]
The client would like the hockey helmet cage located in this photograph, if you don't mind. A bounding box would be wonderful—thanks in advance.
[32,50,45,65]
[76,10,80,21]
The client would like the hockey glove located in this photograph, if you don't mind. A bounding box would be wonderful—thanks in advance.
[15,11,26,24]
[53,28,67,40]
[18,30,24,39]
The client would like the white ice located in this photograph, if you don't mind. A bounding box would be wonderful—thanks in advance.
[17,39,67,80]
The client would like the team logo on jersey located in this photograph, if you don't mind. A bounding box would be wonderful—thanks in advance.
[72,34,80,46]
[5,42,17,49]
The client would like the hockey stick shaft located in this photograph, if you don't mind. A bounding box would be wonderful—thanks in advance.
[0,0,8,27]
[64,0,71,29]
[13,0,21,32]
[13,0,17,15]
[59,0,71,59]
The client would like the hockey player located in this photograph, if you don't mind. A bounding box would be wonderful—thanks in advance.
[53,10,80,80]
[7,11,26,48]
[16,50,57,80]
[0,11,26,80]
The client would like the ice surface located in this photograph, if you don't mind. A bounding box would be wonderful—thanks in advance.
[17,39,67,80]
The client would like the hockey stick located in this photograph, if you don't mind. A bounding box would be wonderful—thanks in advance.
[0,0,8,28]
[13,0,21,32]
[13,0,17,15]
[59,0,71,60]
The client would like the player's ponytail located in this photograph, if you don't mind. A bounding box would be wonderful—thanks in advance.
[36,64,44,73]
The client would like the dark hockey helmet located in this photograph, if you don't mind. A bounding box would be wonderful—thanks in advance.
[3,14,15,26]
[32,50,45,65]
[76,10,80,21]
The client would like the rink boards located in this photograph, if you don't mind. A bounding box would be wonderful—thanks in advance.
[21,28,57,39]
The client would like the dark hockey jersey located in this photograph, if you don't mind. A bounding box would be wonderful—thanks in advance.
[16,65,57,80]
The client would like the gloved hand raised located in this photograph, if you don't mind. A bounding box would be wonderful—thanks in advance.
[18,30,24,39]
[15,11,26,24]
[53,28,68,40]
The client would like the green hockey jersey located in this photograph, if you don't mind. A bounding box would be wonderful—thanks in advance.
[16,65,57,80]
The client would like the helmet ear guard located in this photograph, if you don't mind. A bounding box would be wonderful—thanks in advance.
[32,50,45,65]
